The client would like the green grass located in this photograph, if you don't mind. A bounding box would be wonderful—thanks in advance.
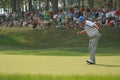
[0,27,120,80]
[0,55,120,75]
[0,27,119,56]
[0,74,120,80]
[0,27,120,50]
[0,55,120,80]
[0,48,120,56]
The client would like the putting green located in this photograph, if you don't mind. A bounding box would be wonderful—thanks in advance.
[0,55,120,76]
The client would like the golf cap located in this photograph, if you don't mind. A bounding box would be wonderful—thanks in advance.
[79,16,85,22]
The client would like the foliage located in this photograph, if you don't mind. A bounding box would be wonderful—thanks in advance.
[0,0,119,13]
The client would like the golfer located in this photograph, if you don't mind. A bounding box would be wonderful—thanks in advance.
[77,16,101,64]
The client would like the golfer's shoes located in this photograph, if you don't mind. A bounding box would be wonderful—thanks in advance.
[86,60,95,64]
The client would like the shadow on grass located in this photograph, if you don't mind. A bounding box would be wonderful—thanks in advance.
[95,64,120,67]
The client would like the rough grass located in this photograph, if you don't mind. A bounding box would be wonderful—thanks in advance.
[0,48,120,56]
[0,74,120,80]
[0,27,119,56]
[0,27,119,49]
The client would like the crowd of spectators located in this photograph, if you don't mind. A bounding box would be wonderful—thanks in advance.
[0,6,120,29]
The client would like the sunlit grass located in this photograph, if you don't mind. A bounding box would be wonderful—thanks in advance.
[0,55,120,75]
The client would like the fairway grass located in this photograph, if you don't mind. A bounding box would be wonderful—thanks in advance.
[0,25,120,80]
[0,55,120,76]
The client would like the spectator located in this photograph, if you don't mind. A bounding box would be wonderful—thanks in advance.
[115,9,119,21]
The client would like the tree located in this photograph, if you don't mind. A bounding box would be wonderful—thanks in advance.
[11,0,17,12]
[67,0,73,5]
[82,0,84,8]
[63,0,66,9]
[44,0,50,10]
[16,0,24,12]
[1,0,119,14]
[114,0,117,9]
[78,0,81,9]
[119,0,120,9]
[88,0,94,8]
[38,0,41,9]
[28,0,33,11]
[50,0,58,13]
[109,0,113,9]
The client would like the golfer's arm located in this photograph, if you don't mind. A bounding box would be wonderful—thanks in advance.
[93,24,99,30]
[77,30,86,35]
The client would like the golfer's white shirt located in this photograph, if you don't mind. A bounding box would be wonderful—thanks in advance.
[84,20,99,37]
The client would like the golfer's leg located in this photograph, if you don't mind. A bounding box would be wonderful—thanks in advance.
[89,37,99,63]
[89,38,92,53]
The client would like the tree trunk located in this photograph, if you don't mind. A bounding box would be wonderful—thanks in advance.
[114,0,117,9]
[16,1,21,13]
[67,0,73,5]
[63,0,66,9]
[29,0,32,11]
[109,0,113,9]
[119,0,120,9]
[51,0,58,13]
[11,0,17,12]
[88,0,94,8]
[38,0,41,9]
[82,0,84,8]
[45,0,49,10]
[45,0,49,7]
[25,0,28,11]
[78,0,81,9]
[47,0,49,6]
